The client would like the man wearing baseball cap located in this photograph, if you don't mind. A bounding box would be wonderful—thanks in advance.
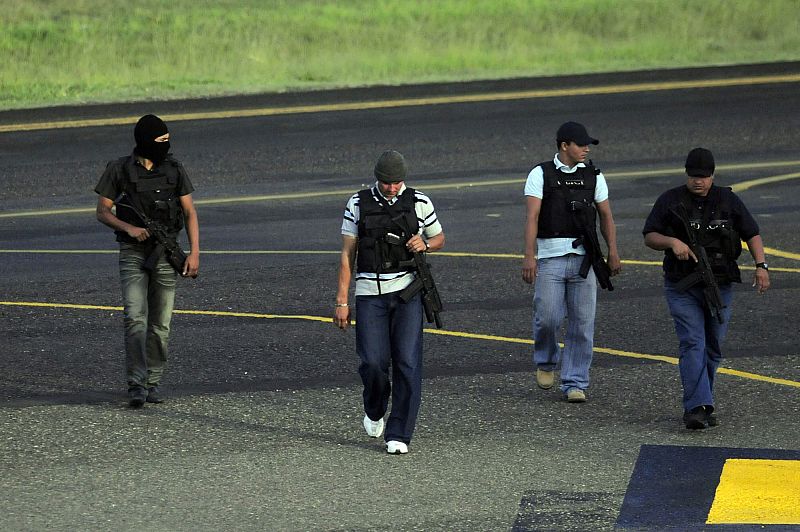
[334,150,445,454]
[643,147,770,429]
[522,122,621,403]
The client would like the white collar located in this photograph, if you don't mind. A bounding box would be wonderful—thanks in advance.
[553,153,586,173]
[373,181,407,204]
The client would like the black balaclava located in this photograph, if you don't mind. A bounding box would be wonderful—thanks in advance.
[134,114,170,164]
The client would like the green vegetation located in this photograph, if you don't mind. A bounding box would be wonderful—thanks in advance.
[2,0,799,110]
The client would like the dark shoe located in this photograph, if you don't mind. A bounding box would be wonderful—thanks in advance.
[705,406,718,427]
[128,386,146,408]
[683,406,707,430]
[146,386,164,404]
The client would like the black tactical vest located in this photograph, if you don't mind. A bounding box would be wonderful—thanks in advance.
[118,155,185,235]
[667,186,743,283]
[537,161,598,238]
[356,188,418,274]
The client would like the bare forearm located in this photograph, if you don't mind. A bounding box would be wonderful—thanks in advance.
[426,232,445,252]
[96,205,135,234]
[746,235,766,263]
[524,218,538,259]
[599,216,618,256]
[184,210,200,254]
[336,238,357,304]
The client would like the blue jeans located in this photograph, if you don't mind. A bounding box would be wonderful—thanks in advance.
[533,254,597,393]
[356,291,424,444]
[664,279,733,412]
[119,243,177,388]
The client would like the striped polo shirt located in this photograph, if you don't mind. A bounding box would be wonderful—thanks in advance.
[341,182,443,296]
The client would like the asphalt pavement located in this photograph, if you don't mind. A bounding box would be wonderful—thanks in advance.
[1,63,799,531]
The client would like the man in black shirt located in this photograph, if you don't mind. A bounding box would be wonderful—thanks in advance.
[95,114,200,408]
[643,148,769,429]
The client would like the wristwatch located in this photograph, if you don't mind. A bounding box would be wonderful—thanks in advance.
[755,262,769,271]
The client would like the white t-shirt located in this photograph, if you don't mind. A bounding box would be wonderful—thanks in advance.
[523,154,608,259]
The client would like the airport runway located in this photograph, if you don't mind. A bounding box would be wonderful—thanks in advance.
[1,62,799,531]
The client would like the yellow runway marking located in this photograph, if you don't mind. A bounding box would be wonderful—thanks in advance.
[2,161,800,219]
[762,246,800,261]
[2,300,798,389]
[3,73,800,134]
[1,249,800,272]
[706,459,800,524]
[732,172,800,192]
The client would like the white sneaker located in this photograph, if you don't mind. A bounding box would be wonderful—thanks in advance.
[363,414,384,438]
[386,440,408,454]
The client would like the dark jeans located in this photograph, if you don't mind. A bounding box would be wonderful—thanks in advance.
[664,279,733,412]
[356,291,424,444]
[119,243,177,389]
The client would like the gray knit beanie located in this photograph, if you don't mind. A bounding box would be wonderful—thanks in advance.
[374,150,408,183]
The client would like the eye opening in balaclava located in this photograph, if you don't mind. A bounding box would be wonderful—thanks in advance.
[134,114,171,164]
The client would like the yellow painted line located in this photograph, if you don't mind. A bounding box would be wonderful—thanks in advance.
[731,171,800,192]
[706,459,800,524]
[0,206,98,218]
[1,249,800,272]
[4,161,800,220]
[173,308,332,323]
[3,73,800,134]
[716,367,800,388]
[742,242,800,261]
[2,300,798,388]
[763,246,800,261]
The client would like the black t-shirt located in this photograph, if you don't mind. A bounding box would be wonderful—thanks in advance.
[95,153,195,243]
[642,184,760,282]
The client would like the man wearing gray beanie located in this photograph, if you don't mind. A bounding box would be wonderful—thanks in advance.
[334,150,445,455]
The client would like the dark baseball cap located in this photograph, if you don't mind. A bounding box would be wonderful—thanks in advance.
[374,150,408,183]
[557,121,599,146]
[685,147,715,177]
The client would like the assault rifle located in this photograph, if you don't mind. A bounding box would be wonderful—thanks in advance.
[570,200,614,291]
[671,206,725,324]
[386,232,443,328]
[115,192,196,278]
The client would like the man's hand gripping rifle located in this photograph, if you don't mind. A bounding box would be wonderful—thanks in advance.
[115,192,197,278]
[671,205,725,324]
[386,232,444,328]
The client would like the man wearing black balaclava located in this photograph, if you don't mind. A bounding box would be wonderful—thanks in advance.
[95,114,200,408]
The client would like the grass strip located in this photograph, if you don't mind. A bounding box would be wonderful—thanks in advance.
[2,0,799,110]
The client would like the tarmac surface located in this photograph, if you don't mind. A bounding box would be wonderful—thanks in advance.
[1,62,799,531]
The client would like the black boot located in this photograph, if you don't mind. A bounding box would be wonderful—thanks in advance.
[128,386,147,408]
[683,406,707,429]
